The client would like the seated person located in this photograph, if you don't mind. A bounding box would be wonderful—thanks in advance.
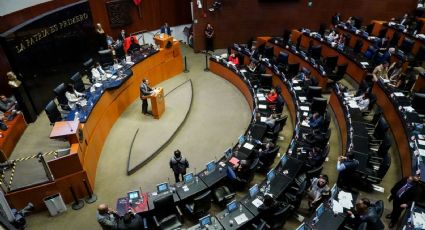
[346,198,384,230]
[0,95,17,113]
[92,62,107,82]
[275,87,285,113]
[257,194,281,223]
[388,61,403,81]
[128,37,141,53]
[326,30,339,43]
[228,52,239,65]
[97,203,119,230]
[227,159,251,182]
[307,174,330,210]
[65,84,85,110]
[247,60,259,73]
[388,73,406,89]
[305,146,324,169]
[255,142,276,164]
[336,34,346,50]
[263,114,277,129]
[372,61,389,81]
[355,74,373,96]
[353,91,370,112]
[308,112,324,129]
[303,74,318,92]
[117,211,144,230]
[266,88,278,104]
[250,46,260,60]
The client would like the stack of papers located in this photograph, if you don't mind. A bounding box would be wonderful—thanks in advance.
[243,143,254,150]
[234,214,248,225]
[300,106,310,111]
[412,211,425,229]
[332,199,344,214]
[337,191,353,209]
[252,198,263,207]
[292,80,299,84]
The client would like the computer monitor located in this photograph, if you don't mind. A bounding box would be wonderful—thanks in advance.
[206,161,216,172]
[224,147,233,159]
[227,200,238,213]
[280,155,288,167]
[238,134,246,145]
[267,169,276,182]
[199,214,212,227]
[183,172,194,184]
[316,203,325,218]
[127,190,141,203]
[412,93,425,114]
[156,182,169,194]
[306,86,322,100]
[249,184,259,198]
[331,184,337,198]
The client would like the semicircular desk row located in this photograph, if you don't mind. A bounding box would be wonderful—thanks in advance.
[255,30,425,180]
[5,41,184,210]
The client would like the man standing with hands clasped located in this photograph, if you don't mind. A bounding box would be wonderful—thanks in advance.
[140,79,155,115]
[170,150,189,183]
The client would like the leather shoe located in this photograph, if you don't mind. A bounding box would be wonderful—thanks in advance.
[385,214,392,219]
[389,222,395,228]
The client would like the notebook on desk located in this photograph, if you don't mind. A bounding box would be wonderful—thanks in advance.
[229,157,240,166]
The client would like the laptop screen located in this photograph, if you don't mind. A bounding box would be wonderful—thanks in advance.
[127,190,140,201]
[331,184,337,198]
[280,155,288,167]
[227,200,238,213]
[183,173,194,184]
[225,147,233,159]
[156,183,169,194]
[238,134,246,145]
[206,161,216,172]
[199,215,212,227]
[316,203,325,218]
[267,169,276,182]
[249,184,259,198]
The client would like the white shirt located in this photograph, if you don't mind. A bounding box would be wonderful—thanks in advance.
[354,96,370,111]
[91,66,106,82]
[65,90,84,110]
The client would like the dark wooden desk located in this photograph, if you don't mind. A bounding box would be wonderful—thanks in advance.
[147,190,180,210]
[216,203,254,230]
[198,166,227,187]
[116,192,149,216]
[186,217,223,230]
[175,179,208,201]
[0,114,27,162]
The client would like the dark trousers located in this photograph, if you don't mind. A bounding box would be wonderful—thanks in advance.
[205,38,214,52]
[142,99,148,114]
[174,172,184,183]
[390,198,404,224]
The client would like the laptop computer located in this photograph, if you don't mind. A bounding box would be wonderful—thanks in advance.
[127,190,141,203]
[183,172,194,184]
[156,182,169,194]
[199,214,212,228]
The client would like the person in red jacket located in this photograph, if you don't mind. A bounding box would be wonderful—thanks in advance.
[266,88,278,103]
[228,53,239,65]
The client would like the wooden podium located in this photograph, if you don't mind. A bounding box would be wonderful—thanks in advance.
[149,87,165,119]
[154,34,174,48]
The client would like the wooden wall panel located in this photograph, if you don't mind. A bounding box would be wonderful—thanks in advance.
[192,0,417,51]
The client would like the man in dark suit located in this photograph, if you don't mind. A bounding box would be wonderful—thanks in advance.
[140,79,154,115]
[386,176,420,228]
[160,22,171,36]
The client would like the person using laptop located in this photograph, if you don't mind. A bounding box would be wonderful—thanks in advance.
[169,150,189,183]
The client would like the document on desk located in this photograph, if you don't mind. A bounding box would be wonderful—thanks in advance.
[419,148,425,157]
[348,101,359,109]
[256,93,264,97]
[360,62,369,66]
[394,92,405,97]
[243,143,254,150]
[403,106,415,112]
[182,185,189,192]
[240,69,247,73]
[299,96,307,102]
[234,213,248,225]
[260,117,267,122]
[418,140,425,146]
[300,106,310,111]
[332,199,344,214]
[338,191,353,209]
[258,96,266,101]
[301,120,310,127]
[252,198,263,208]
[292,80,299,84]
[259,104,267,109]
[294,86,302,91]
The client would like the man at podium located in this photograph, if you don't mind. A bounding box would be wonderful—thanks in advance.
[140,79,154,115]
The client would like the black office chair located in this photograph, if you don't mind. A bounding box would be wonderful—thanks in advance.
[286,63,300,79]
[283,180,307,210]
[389,32,401,47]
[98,49,114,67]
[268,205,293,229]
[212,186,236,206]
[185,190,212,218]
[45,100,63,125]
[311,97,327,115]
[70,72,85,92]
[324,56,338,73]
[260,74,273,89]
[265,123,282,143]
[353,39,363,55]
[83,58,95,83]
[152,193,183,230]
[276,115,288,131]
[251,219,269,230]
[328,63,348,83]
[357,222,367,230]
[53,83,70,111]
[238,158,260,186]
[306,165,323,181]
[258,146,280,172]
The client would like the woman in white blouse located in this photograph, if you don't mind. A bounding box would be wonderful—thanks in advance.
[65,84,85,110]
